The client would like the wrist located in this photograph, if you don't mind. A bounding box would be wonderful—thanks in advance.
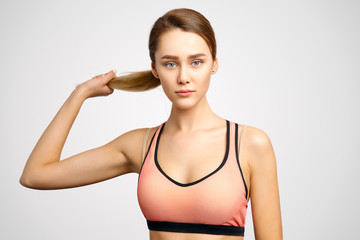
[73,84,89,101]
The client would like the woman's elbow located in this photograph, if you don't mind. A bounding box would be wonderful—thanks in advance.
[19,167,45,189]
[19,172,36,189]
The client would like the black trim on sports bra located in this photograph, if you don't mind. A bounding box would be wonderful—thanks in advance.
[154,120,230,187]
[235,123,249,201]
[147,220,244,236]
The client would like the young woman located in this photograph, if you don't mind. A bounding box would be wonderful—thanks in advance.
[20,8,282,240]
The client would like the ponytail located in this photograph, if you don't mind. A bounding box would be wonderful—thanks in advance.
[107,70,160,92]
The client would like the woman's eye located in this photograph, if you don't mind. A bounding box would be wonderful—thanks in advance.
[165,62,176,68]
[192,60,202,66]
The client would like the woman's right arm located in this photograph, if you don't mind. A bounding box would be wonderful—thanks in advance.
[19,70,143,190]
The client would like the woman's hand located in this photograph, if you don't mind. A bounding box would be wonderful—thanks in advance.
[78,70,116,99]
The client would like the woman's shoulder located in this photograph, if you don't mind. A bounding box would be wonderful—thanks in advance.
[233,122,273,155]
[236,123,276,171]
[121,124,161,138]
[117,121,163,140]
[115,124,162,152]
[105,124,162,173]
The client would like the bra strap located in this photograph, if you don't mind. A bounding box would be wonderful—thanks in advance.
[236,124,249,201]
[238,125,248,155]
[141,128,152,163]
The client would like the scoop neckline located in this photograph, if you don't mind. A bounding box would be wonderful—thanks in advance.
[154,120,230,187]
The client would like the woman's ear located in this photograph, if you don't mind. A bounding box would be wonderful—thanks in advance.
[211,57,219,75]
[151,62,159,78]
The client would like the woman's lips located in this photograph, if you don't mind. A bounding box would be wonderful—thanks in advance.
[175,89,195,97]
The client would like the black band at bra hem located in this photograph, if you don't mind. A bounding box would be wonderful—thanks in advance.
[147,220,244,236]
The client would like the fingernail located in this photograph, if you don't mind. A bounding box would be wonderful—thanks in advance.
[112,70,117,73]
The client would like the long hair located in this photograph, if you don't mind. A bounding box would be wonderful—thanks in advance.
[107,8,217,91]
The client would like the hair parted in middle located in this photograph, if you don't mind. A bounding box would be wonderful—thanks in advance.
[107,8,217,92]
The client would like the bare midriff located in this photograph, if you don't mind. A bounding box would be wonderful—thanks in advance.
[149,230,244,240]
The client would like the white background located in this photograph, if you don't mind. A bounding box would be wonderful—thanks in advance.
[1,0,359,239]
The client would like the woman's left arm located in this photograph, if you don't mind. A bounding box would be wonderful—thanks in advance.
[247,127,283,240]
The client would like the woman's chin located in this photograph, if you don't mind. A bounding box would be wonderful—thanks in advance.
[171,99,202,111]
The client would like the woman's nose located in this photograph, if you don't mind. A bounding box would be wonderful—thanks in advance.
[177,66,190,85]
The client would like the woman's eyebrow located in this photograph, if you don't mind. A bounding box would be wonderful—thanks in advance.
[161,53,207,60]
[189,53,206,59]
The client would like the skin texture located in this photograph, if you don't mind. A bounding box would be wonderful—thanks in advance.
[20,29,282,240]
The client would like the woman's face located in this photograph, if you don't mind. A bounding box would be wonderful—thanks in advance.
[152,29,218,110]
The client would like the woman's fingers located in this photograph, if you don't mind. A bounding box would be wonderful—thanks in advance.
[78,70,117,99]
[92,74,104,79]
[101,70,117,84]
[92,70,116,80]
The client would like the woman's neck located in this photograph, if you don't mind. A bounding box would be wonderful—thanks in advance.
[166,97,223,132]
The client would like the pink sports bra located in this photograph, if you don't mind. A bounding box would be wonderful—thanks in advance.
[137,120,249,236]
